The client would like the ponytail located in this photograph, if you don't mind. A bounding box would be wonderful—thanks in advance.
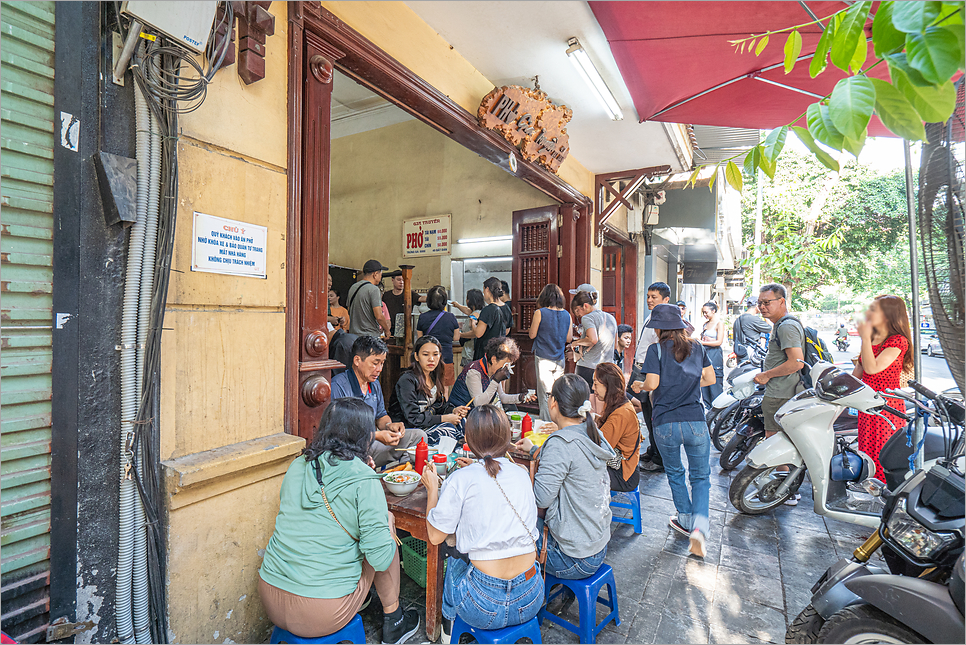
[551,374,602,445]
[482,454,501,478]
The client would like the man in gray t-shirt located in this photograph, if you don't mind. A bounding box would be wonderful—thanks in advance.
[570,291,618,397]
[754,283,805,436]
[347,259,391,337]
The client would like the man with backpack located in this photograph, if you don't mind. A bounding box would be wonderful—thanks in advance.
[753,284,806,505]
[732,297,772,360]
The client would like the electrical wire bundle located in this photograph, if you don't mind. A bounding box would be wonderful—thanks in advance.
[114,2,234,642]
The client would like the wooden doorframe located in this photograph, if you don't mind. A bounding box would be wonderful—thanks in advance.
[602,226,638,352]
[285,2,593,434]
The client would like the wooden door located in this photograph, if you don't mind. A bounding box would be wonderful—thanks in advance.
[602,245,622,321]
[510,206,559,400]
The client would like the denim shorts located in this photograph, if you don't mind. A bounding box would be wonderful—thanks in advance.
[442,557,545,629]
[536,518,607,580]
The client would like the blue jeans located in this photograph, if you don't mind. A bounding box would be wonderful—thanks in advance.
[535,518,607,580]
[653,421,711,537]
[442,557,544,629]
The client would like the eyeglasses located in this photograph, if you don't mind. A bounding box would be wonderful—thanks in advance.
[757,297,784,307]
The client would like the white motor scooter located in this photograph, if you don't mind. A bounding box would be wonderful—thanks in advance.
[728,362,886,528]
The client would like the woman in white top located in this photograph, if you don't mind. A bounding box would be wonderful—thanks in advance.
[699,301,725,410]
[421,406,543,640]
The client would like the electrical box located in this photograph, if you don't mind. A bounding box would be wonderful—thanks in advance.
[644,204,660,226]
[121,1,218,53]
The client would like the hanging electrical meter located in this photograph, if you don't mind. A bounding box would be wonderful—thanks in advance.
[121,1,218,53]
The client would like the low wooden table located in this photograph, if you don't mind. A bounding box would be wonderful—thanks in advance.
[384,485,444,641]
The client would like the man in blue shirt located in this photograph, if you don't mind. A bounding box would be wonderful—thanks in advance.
[330,335,427,466]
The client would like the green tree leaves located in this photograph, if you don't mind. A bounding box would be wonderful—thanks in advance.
[906,26,964,83]
[831,1,871,73]
[792,126,840,172]
[873,2,907,56]
[807,103,845,150]
[870,78,928,141]
[891,1,942,33]
[784,30,802,73]
[829,76,876,141]
[762,126,788,162]
[725,160,743,191]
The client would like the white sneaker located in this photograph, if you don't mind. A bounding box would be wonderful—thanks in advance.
[440,617,452,644]
[784,493,802,507]
[689,529,707,558]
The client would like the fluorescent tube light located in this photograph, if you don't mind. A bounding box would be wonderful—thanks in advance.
[464,256,513,263]
[566,37,624,121]
[457,235,513,244]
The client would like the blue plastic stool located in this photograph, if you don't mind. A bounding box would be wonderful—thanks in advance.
[270,614,366,644]
[538,564,620,644]
[610,488,643,534]
[451,615,542,644]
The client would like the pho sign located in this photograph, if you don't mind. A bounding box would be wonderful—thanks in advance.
[478,86,572,173]
[403,215,451,257]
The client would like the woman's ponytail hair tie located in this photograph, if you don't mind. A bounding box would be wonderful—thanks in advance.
[577,400,593,418]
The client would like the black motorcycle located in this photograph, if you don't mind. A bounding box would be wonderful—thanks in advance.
[786,382,965,644]
[834,336,850,352]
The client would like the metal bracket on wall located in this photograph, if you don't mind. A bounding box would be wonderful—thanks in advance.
[47,618,94,641]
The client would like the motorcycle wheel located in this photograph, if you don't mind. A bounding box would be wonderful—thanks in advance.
[719,428,760,471]
[711,401,742,451]
[730,465,804,514]
[816,604,923,644]
[786,604,825,644]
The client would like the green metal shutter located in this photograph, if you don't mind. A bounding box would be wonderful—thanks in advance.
[1,2,55,642]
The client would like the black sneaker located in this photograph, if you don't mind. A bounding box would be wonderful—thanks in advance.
[382,607,420,644]
[641,460,664,473]
[668,515,690,537]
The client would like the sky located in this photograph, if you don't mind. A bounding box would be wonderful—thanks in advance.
[782,131,921,174]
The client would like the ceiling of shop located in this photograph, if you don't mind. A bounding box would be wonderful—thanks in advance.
[331,70,414,139]
[404,0,688,175]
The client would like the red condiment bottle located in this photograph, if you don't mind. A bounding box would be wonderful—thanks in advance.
[522,413,532,437]
[414,438,429,474]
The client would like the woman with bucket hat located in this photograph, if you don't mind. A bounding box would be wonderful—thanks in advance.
[638,304,717,558]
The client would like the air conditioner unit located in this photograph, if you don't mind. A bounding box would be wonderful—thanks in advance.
[644,204,660,226]
[627,192,645,235]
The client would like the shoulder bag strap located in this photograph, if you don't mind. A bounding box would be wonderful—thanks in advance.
[313,458,358,542]
[425,311,446,334]
[491,475,547,574]
[347,282,364,312]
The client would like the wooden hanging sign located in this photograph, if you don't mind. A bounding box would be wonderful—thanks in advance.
[478,86,572,173]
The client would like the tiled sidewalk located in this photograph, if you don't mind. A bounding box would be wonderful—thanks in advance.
[362,444,871,644]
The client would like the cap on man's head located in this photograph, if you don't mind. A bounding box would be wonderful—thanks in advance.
[568,283,597,295]
[745,297,758,307]
[363,259,389,274]
[676,300,686,307]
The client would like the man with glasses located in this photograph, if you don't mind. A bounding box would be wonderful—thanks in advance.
[753,284,806,505]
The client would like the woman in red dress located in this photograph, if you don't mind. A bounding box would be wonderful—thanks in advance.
[852,295,913,480]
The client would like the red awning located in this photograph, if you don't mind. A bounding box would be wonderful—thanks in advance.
[589,1,895,137]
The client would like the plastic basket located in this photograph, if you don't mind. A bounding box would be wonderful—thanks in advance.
[399,536,446,588]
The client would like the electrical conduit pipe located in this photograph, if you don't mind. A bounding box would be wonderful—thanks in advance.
[116,80,150,645]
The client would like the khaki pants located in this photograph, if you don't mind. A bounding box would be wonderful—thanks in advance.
[370,427,426,467]
[762,396,790,435]
[259,550,401,638]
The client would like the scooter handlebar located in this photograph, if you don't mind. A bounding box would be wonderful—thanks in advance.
[882,405,910,420]
[908,380,939,401]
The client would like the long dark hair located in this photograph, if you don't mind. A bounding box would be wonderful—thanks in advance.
[874,295,914,371]
[537,283,565,309]
[551,374,601,445]
[483,276,504,300]
[303,398,374,464]
[464,405,511,478]
[465,289,485,311]
[594,362,627,426]
[657,328,698,363]
[411,335,445,400]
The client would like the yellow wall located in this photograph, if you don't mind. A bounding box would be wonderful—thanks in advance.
[330,119,552,288]
[161,4,289,643]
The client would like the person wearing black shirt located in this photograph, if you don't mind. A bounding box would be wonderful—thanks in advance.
[382,274,427,336]
[499,280,514,332]
[416,286,462,395]
[471,277,507,361]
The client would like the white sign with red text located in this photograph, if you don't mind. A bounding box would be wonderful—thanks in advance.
[191,211,268,278]
[403,215,451,257]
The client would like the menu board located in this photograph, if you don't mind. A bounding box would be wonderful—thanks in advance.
[403,215,451,257]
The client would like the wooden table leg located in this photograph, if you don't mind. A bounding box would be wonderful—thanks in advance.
[424,541,443,641]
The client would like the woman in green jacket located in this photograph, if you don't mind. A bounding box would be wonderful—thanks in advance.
[259,398,420,643]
